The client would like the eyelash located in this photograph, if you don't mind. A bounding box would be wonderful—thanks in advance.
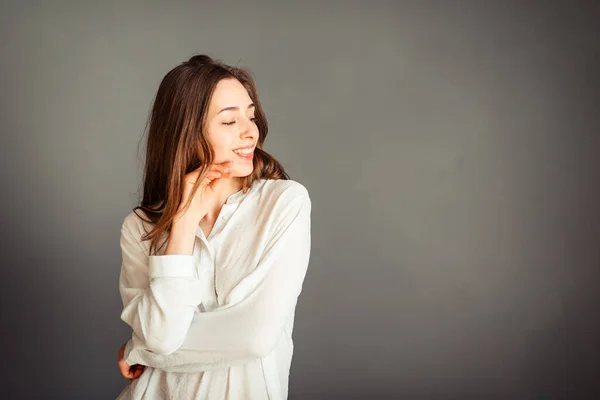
[223,117,258,126]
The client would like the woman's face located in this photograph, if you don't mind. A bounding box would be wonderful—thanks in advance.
[204,78,259,178]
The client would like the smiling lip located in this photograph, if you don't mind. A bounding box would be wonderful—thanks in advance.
[233,144,255,151]
[232,145,254,161]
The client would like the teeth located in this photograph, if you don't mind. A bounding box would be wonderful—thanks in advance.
[233,148,253,155]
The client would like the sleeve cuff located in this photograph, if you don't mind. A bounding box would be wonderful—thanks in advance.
[123,338,137,365]
[149,255,197,279]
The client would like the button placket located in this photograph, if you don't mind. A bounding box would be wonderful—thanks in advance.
[212,206,233,237]
[196,242,218,311]
[195,201,238,310]
[196,227,210,249]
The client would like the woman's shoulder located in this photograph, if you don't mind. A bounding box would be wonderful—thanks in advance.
[257,178,310,201]
[121,208,153,239]
[254,179,311,219]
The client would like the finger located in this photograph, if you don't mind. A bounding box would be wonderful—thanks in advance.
[201,170,223,185]
[118,358,134,378]
[129,365,145,379]
[188,164,231,186]
[187,170,220,186]
[210,169,234,180]
[121,365,142,380]
[132,368,144,379]
[129,364,144,372]
[119,364,131,379]
[210,164,230,174]
[189,163,231,181]
[194,162,230,174]
[208,172,232,190]
[121,367,133,379]
[188,165,214,181]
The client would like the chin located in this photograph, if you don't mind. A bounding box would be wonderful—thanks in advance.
[232,166,254,178]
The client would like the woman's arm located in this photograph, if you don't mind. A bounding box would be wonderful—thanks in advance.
[119,217,204,355]
[124,189,311,371]
[119,162,235,355]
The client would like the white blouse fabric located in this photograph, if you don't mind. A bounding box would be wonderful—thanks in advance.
[116,179,311,400]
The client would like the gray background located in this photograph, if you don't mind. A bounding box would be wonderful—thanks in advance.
[1,1,599,399]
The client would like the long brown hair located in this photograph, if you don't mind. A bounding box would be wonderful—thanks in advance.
[132,54,288,255]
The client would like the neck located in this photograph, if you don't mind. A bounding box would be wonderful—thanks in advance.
[204,177,243,220]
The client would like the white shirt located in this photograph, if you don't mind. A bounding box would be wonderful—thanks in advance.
[116,179,311,400]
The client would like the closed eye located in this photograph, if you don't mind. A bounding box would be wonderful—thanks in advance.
[223,117,258,126]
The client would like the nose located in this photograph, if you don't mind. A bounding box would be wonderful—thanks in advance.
[240,116,258,139]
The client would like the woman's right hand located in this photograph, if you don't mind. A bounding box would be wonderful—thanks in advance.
[118,342,145,380]
[175,161,233,224]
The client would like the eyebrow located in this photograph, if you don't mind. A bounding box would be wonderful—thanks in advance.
[217,104,256,114]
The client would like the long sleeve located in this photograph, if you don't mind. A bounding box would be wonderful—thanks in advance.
[119,219,204,355]
[124,191,311,371]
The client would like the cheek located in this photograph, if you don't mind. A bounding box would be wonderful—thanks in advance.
[208,132,235,161]
[212,147,234,164]
[213,142,230,156]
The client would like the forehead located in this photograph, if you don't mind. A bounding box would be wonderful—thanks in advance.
[208,78,252,111]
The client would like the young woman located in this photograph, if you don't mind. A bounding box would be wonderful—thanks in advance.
[115,55,311,399]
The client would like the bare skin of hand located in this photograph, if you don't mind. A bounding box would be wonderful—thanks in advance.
[167,161,234,255]
[118,342,145,380]
[176,161,234,224]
